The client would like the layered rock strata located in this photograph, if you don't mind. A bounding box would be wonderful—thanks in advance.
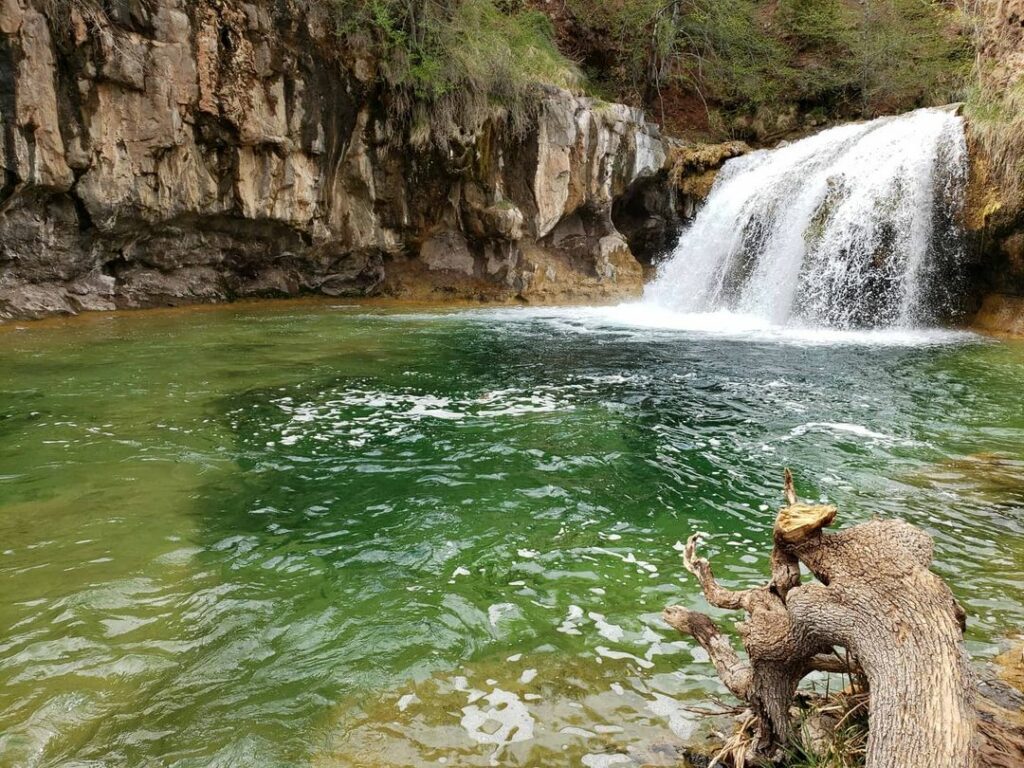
[0,0,693,320]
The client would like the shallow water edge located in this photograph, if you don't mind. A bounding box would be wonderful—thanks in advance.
[2,293,1017,339]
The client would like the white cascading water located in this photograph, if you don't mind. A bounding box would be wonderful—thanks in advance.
[643,108,969,329]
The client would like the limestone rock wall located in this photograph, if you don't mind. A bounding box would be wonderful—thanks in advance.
[0,0,671,320]
[964,0,1024,333]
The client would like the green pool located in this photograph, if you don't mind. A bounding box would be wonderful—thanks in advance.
[1,301,1021,767]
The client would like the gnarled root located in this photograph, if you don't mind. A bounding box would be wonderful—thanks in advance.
[664,470,976,768]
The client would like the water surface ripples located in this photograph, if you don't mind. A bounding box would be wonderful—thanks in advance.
[0,304,1021,767]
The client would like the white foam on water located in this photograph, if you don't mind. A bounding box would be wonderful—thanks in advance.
[595,646,654,669]
[646,692,698,740]
[785,421,922,446]
[460,688,535,765]
[588,612,625,643]
[590,546,662,578]
[487,603,519,627]
[258,382,587,453]
[645,107,970,329]
[557,604,585,636]
[432,304,976,347]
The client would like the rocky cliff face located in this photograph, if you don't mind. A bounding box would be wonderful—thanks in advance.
[0,0,694,320]
[964,0,1024,333]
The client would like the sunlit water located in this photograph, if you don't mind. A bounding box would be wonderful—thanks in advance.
[1,301,1022,768]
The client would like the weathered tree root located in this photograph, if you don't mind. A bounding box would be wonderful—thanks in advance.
[664,469,977,768]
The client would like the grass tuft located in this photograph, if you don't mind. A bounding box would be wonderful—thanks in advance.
[323,0,582,147]
[784,692,869,768]
[963,2,1024,201]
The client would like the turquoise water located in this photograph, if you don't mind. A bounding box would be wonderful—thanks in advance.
[0,302,1021,767]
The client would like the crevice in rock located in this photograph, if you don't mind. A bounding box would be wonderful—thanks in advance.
[612,171,683,267]
[0,33,23,209]
[69,181,95,234]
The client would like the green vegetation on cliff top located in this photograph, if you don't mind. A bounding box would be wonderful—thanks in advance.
[559,0,971,135]
[964,10,1024,197]
[320,0,971,142]
[325,0,581,145]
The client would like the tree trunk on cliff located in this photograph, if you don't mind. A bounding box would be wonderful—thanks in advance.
[664,469,976,768]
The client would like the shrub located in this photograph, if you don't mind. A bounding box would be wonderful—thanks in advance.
[962,0,1024,198]
[564,0,789,110]
[324,0,581,146]
[965,73,1024,198]
[845,0,972,115]
[559,0,970,134]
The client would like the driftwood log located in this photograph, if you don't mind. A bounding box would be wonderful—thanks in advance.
[664,470,976,767]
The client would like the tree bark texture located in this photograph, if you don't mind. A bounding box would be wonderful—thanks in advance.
[664,470,977,768]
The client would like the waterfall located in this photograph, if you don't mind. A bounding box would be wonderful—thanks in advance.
[643,108,968,329]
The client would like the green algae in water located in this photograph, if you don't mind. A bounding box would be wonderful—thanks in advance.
[0,304,1022,767]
